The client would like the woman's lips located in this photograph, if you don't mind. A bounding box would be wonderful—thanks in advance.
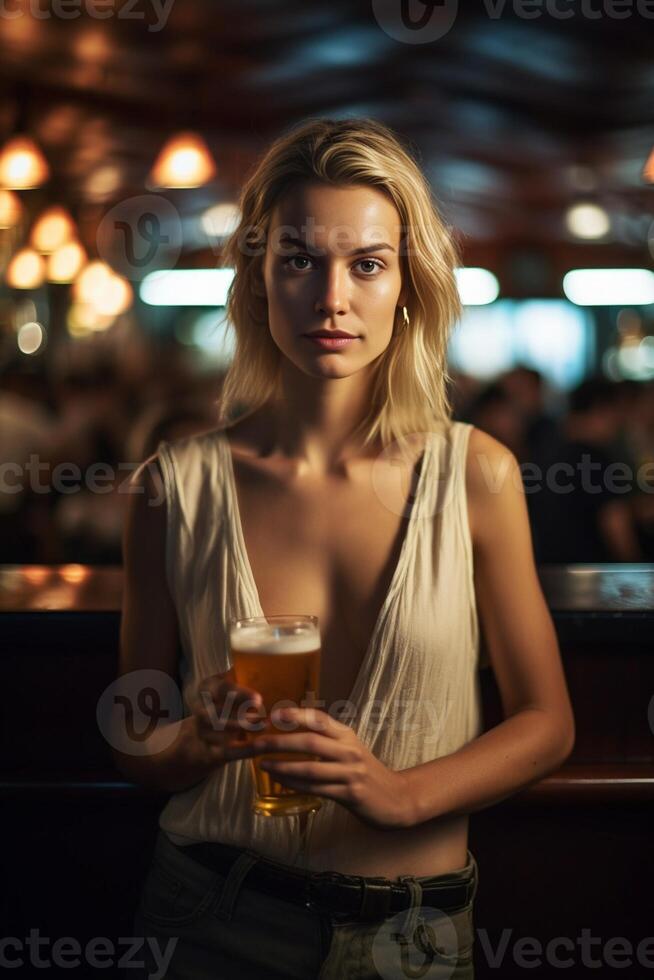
[304,336,359,350]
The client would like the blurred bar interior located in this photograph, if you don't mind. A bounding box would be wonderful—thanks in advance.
[0,3,653,977]
[0,4,653,565]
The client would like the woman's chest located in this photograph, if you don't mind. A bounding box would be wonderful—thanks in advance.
[231,459,419,707]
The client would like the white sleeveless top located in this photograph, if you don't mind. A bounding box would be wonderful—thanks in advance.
[154,420,485,868]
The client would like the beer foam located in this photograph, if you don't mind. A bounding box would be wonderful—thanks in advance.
[230,626,319,655]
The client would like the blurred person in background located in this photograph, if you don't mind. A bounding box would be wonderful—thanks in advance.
[465,378,554,553]
[447,369,481,423]
[49,361,132,472]
[499,366,561,469]
[610,380,643,471]
[465,381,526,459]
[47,361,133,564]
[54,396,223,566]
[528,377,643,563]
[51,362,225,564]
[0,351,228,564]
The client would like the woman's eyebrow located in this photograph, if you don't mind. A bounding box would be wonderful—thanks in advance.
[277,234,396,256]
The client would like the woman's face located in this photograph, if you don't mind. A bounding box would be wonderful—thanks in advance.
[261,182,407,379]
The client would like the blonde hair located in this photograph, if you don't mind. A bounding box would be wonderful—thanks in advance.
[218,116,461,450]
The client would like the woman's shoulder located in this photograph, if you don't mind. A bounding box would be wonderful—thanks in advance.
[153,422,231,466]
[463,425,522,549]
[465,424,517,470]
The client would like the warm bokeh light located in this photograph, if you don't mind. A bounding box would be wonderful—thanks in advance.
[85,165,122,200]
[66,305,93,337]
[644,146,654,183]
[93,273,133,317]
[72,259,114,303]
[47,240,87,283]
[17,320,44,354]
[22,567,52,587]
[0,135,50,189]
[616,308,642,337]
[148,131,217,188]
[66,301,115,336]
[565,203,611,240]
[6,247,46,288]
[73,259,133,319]
[59,564,89,585]
[0,188,23,228]
[30,205,76,253]
[73,27,112,64]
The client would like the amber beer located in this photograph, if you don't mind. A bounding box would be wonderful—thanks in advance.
[229,615,322,816]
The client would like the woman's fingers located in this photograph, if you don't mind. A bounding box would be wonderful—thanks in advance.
[270,706,350,738]
[259,759,348,783]
[248,731,352,761]
[193,677,264,730]
[197,716,265,744]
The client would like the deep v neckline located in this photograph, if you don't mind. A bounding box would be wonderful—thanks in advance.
[218,429,434,708]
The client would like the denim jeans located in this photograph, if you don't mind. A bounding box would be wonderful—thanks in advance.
[129,829,478,979]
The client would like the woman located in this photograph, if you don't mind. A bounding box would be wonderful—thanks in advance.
[115,117,575,979]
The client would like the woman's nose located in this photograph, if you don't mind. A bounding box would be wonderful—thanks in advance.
[314,265,350,317]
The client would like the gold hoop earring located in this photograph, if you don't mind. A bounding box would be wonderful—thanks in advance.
[402,305,410,329]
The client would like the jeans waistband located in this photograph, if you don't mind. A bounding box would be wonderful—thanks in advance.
[163,832,478,923]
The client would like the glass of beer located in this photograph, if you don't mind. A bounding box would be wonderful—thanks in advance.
[229,614,322,817]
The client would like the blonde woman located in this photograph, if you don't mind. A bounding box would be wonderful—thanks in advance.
[116,117,575,979]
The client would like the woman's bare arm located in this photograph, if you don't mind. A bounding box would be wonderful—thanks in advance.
[112,456,221,794]
[402,427,575,826]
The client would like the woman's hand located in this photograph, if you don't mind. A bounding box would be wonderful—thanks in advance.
[246,706,415,830]
[188,669,267,767]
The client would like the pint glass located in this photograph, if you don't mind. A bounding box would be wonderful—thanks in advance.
[229,615,322,817]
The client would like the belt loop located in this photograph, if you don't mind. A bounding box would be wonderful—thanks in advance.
[211,849,260,922]
[359,879,393,920]
[397,875,424,942]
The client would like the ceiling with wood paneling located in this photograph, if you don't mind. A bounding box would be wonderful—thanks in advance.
[1,0,652,283]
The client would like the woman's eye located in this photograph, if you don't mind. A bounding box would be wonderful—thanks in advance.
[357,259,383,275]
[284,256,383,275]
[285,255,312,271]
